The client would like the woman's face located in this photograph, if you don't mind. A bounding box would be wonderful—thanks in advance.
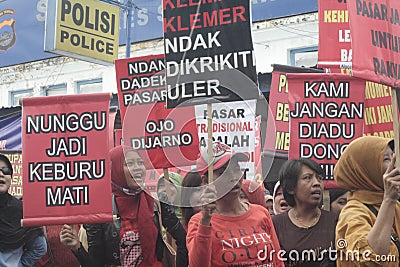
[0,160,11,194]
[123,151,146,190]
[274,187,290,214]
[212,159,244,200]
[382,145,394,174]
[293,165,324,207]
[330,191,350,214]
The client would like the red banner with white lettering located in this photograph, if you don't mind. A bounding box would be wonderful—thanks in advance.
[347,0,400,87]
[264,66,322,156]
[116,54,200,169]
[22,94,112,226]
[288,73,365,188]
[318,0,352,71]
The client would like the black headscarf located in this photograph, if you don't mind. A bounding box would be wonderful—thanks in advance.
[0,193,43,251]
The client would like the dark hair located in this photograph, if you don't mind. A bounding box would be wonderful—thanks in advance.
[181,171,202,226]
[0,154,13,176]
[328,188,348,204]
[279,158,324,207]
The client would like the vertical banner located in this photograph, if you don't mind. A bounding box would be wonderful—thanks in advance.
[195,100,256,178]
[264,71,290,155]
[254,116,263,185]
[391,89,400,169]
[363,81,394,138]
[163,0,259,108]
[317,0,352,71]
[116,55,200,169]
[288,73,365,188]
[347,0,400,87]
[22,94,113,226]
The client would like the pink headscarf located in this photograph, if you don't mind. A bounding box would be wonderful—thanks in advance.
[110,145,158,265]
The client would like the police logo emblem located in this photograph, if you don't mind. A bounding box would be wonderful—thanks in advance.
[0,9,16,51]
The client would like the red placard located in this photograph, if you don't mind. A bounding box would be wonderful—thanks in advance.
[115,54,200,169]
[264,71,289,154]
[22,94,113,226]
[318,0,352,71]
[347,0,400,87]
[288,73,365,188]
[363,81,394,138]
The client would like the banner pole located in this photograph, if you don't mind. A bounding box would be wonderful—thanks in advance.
[391,88,400,169]
[207,103,213,183]
[162,168,173,203]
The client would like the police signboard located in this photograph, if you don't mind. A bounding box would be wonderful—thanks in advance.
[45,0,119,65]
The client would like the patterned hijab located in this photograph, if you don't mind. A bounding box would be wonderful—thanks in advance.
[110,145,158,266]
[334,136,400,234]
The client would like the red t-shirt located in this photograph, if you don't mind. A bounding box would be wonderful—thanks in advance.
[187,204,284,267]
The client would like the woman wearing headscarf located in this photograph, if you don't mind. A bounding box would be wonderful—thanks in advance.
[0,153,47,266]
[272,181,291,215]
[60,146,164,267]
[334,136,400,266]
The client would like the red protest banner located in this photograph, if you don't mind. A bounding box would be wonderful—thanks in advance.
[264,65,323,155]
[363,81,394,138]
[22,93,113,226]
[347,0,400,87]
[116,54,200,169]
[288,73,365,188]
[318,0,352,71]
[116,54,165,122]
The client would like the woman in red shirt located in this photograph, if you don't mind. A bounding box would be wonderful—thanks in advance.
[187,142,284,267]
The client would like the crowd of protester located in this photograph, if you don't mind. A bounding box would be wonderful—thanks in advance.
[0,136,399,266]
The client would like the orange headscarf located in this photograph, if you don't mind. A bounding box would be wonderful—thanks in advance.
[334,136,400,234]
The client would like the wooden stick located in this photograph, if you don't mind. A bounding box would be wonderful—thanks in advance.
[391,88,400,169]
[322,189,330,212]
[162,168,172,202]
[207,103,214,183]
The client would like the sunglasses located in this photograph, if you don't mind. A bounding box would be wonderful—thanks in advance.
[0,167,12,175]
